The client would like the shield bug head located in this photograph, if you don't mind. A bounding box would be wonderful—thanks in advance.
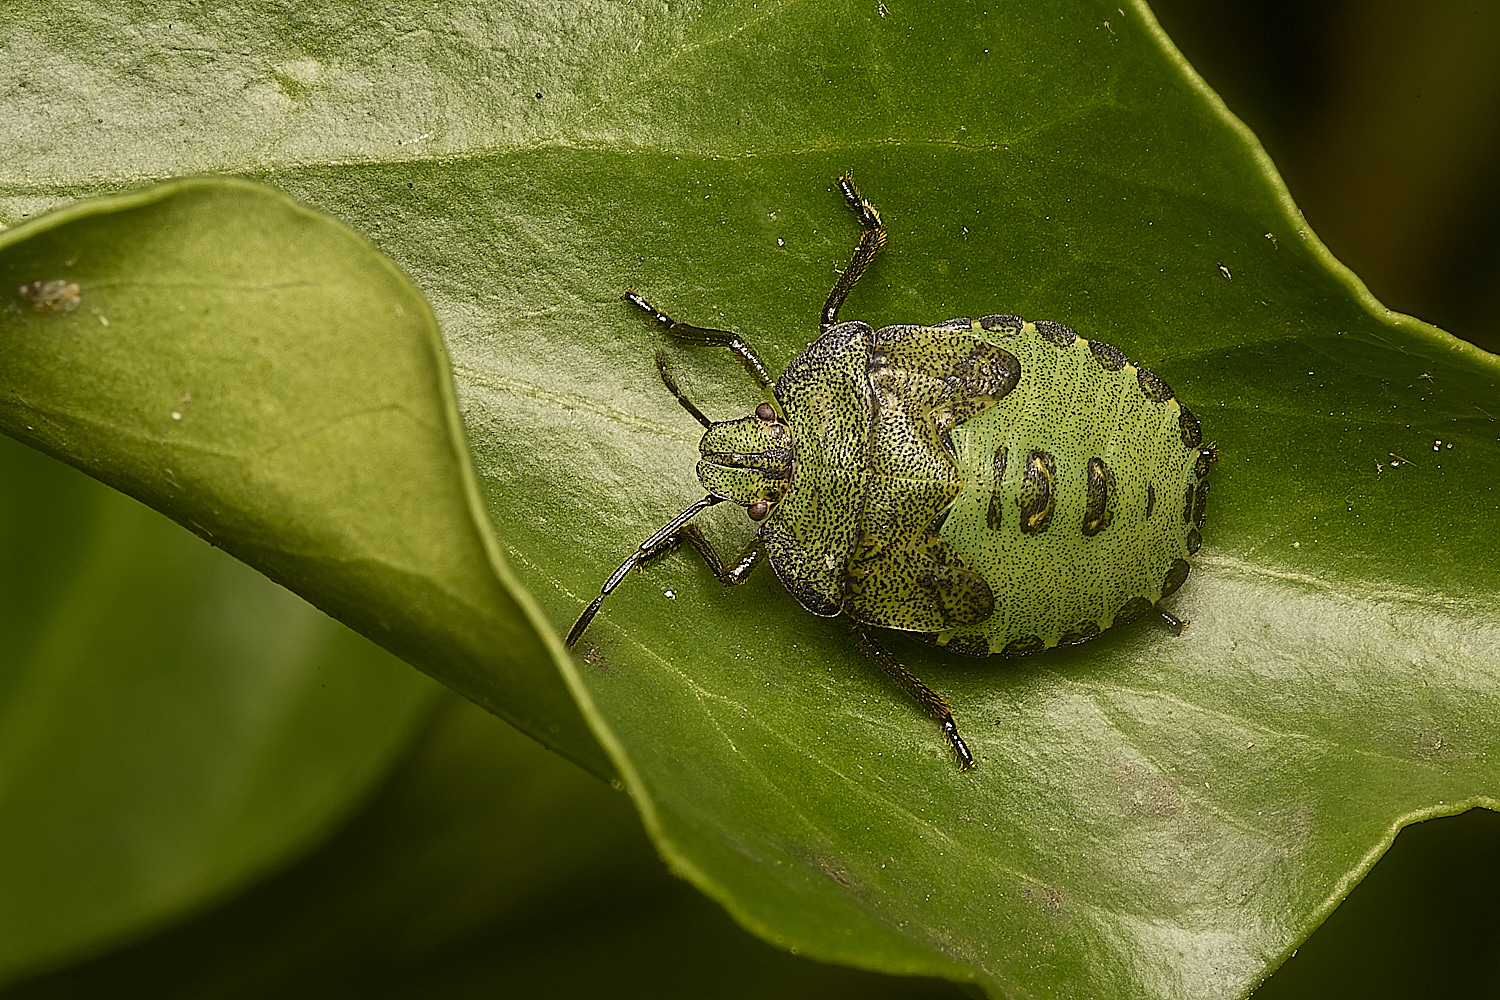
[696,409,793,508]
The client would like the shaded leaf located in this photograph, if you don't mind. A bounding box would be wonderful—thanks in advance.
[0,179,605,774]
[0,697,967,1000]
[0,433,437,985]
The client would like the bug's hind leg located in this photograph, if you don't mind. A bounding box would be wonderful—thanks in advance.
[623,289,775,391]
[853,628,975,770]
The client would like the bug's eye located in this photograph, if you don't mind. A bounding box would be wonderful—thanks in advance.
[747,500,771,521]
[756,402,776,422]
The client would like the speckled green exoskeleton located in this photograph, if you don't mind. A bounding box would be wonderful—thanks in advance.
[568,173,1213,770]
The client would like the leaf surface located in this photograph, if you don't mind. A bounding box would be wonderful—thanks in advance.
[0,433,437,986]
[2,2,1498,996]
[0,178,605,773]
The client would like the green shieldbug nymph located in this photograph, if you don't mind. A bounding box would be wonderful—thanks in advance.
[568,174,1214,770]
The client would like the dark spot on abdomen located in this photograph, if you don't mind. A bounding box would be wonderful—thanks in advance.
[1081,457,1114,537]
[979,314,1023,334]
[1058,621,1102,645]
[1178,404,1202,448]
[985,444,1009,532]
[1035,320,1077,347]
[1017,449,1057,535]
[1161,558,1191,598]
[1089,339,1128,372]
[944,636,991,657]
[1136,366,1175,403]
[1001,634,1047,656]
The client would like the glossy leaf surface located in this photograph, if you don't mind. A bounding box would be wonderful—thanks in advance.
[2,2,1498,997]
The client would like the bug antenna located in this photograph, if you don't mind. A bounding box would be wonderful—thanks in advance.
[655,349,714,429]
[566,495,726,648]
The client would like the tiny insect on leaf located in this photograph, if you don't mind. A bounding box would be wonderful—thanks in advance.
[568,174,1213,769]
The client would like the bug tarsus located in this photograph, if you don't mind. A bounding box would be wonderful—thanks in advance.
[821,171,888,332]
[640,523,766,587]
[940,718,975,772]
[565,596,608,648]
[853,627,976,771]
[1156,607,1187,634]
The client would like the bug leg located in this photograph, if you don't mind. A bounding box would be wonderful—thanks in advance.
[640,523,766,587]
[1156,607,1187,634]
[567,495,727,648]
[852,628,975,770]
[820,171,888,332]
[623,289,775,391]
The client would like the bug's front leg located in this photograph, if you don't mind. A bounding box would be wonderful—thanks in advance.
[640,523,766,588]
[853,628,975,770]
[568,495,728,647]
[623,289,775,391]
[567,500,767,649]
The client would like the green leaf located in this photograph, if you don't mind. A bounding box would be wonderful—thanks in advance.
[0,433,438,986]
[1,696,967,999]
[3,2,1499,997]
[0,178,605,774]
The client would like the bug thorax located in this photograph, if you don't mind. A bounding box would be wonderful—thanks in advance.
[696,401,794,517]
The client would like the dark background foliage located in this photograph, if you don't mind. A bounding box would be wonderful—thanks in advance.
[1157,0,1500,358]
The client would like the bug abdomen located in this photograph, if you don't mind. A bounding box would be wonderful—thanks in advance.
[934,317,1206,654]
